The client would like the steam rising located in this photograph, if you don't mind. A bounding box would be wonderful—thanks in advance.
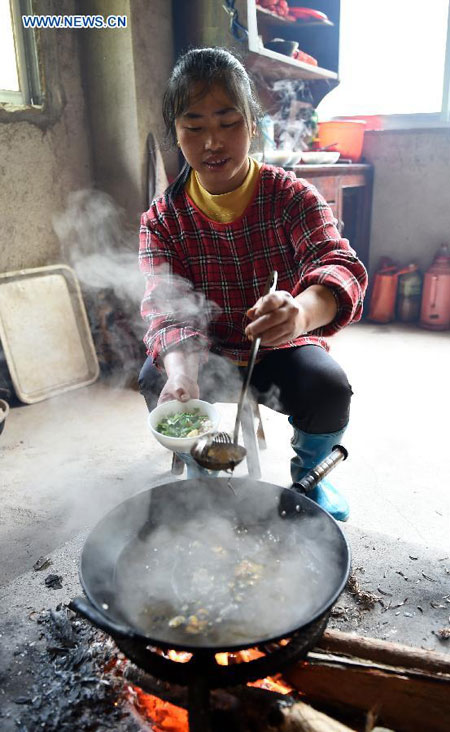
[144,265,222,336]
[52,189,226,389]
[258,78,316,151]
[53,190,143,303]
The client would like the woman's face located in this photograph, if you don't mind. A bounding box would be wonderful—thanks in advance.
[175,83,255,195]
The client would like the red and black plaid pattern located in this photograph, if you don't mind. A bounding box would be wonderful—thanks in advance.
[139,164,368,365]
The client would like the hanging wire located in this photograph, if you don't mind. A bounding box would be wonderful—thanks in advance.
[222,0,248,41]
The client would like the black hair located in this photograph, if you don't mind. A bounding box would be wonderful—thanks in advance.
[162,47,262,203]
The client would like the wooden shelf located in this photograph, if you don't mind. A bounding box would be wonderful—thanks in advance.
[247,43,338,82]
[246,0,339,84]
[172,1,339,103]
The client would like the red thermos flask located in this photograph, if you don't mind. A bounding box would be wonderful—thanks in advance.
[420,244,450,330]
[368,258,400,323]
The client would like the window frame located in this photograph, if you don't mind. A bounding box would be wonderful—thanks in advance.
[0,0,65,128]
[0,0,43,107]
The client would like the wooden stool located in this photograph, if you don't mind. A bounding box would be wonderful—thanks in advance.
[171,398,266,479]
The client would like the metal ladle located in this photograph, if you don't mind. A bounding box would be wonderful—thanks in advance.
[191,270,278,472]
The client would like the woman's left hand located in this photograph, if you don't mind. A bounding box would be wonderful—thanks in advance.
[245,291,307,346]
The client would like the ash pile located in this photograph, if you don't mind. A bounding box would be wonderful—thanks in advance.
[2,605,141,732]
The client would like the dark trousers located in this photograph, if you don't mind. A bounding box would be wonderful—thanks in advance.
[138,345,352,434]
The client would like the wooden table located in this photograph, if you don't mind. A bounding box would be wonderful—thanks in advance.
[293,163,374,268]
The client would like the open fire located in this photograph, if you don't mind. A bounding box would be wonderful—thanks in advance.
[125,647,295,732]
[131,686,188,732]
[127,650,191,732]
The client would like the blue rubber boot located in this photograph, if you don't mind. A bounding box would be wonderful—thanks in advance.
[289,420,349,522]
[177,452,219,480]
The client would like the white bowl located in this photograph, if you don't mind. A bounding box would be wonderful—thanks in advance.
[253,150,303,167]
[300,151,341,165]
[148,399,220,453]
[261,150,296,166]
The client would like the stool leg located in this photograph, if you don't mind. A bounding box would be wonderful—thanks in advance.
[171,452,185,475]
[254,402,267,450]
[241,401,261,479]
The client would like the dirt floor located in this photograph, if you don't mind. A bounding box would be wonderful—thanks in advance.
[1,321,449,655]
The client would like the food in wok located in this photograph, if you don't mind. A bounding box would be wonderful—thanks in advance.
[114,505,345,647]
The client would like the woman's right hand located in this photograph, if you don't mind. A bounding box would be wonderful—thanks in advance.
[158,347,201,404]
[158,374,199,404]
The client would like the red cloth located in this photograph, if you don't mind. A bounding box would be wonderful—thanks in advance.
[139,164,368,366]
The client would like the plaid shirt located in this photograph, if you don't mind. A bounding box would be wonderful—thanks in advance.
[139,164,368,365]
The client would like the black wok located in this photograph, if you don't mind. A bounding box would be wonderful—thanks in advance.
[72,448,350,652]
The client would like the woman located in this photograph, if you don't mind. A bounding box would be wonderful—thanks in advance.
[138,47,368,521]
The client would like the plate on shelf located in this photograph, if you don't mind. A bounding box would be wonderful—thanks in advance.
[300,151,340,165]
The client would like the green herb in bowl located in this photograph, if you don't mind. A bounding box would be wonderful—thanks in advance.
[156,408,213,439]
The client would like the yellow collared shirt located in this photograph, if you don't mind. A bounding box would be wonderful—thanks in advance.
[185,157,261,223]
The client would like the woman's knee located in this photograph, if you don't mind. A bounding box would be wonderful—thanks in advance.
[315,365,352,408]
[304,365,352,432]
[284,348,353,432]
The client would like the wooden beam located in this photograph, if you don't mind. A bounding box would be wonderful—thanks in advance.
[317,629,450,676]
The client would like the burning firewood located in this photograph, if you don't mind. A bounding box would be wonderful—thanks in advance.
[267,699,355,731]
[126,664,356,731]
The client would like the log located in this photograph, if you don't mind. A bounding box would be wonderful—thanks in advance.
[286,659,450,732]
[124,665,190,709]
[271,699,356,732]
[318,630,450,676]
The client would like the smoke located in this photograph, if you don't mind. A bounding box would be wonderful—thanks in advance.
[144,264,222,336]
[257,77,317,151]
[53,189,142,304]
[52,189,231,392]
[51,190,145,387]
[50,186,281,428]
